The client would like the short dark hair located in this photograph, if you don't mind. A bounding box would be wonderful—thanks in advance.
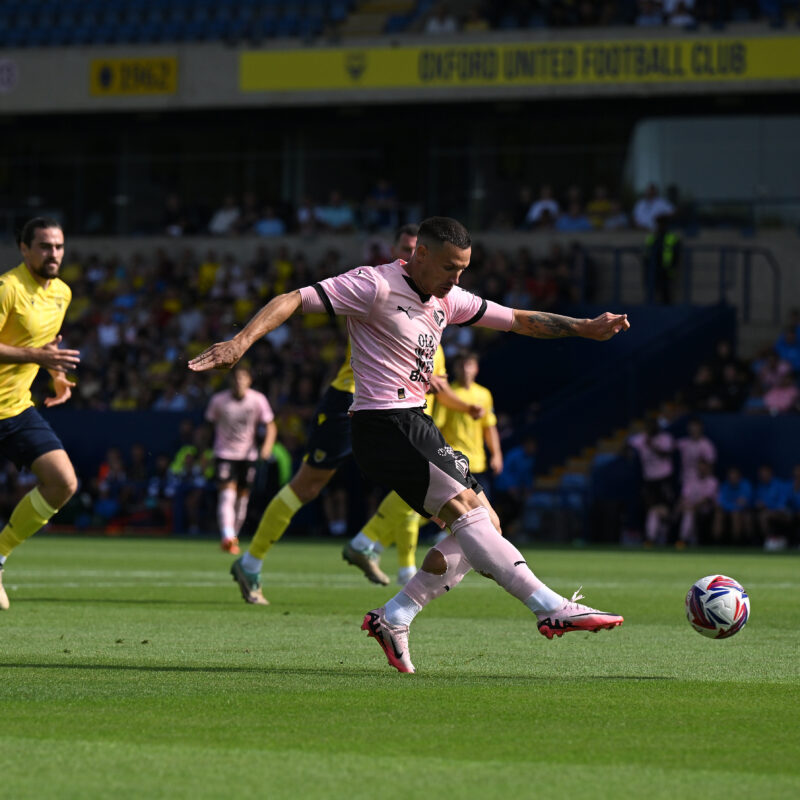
[418,216,471,250]
[18,217,63,247]
[394,223,419,243]
[452,351,479,380]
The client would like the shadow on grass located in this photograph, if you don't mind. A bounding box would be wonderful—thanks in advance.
[11,597,231,607]
[0,662,677,681]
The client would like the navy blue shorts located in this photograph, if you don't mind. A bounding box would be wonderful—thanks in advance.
[0,406,65,470]
[304,386,353,470]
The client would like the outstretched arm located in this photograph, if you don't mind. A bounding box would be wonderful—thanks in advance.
[0,335,80,372]
[510,309,629,341]
[428,374,485,419]
[188,290,303,371]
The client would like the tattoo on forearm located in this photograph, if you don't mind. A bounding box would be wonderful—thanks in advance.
[522,311,579,338]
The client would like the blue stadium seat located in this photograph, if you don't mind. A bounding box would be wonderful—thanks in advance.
[26,28,48,47]
[135,22,163,44]
[276,14,300,37]
[560,473,588,489]
[526,491,558,510]
[206,19,229,40]
[225,18,248,41]
[384,15,410,33]
[328,2,349,23]
[116,23,139,44]
[305,1,327,18]
[5,28,26,48]
[71,27,95,46]
[162,21,186,42]
[298,15,324,38]
[592,452,618,469]
[562,490,586,512]
[254,9,280,32]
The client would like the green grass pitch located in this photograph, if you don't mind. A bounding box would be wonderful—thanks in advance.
[1,537,798,800]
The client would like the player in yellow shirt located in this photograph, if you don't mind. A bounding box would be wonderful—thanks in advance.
[229,225,482,604]
[0,218,81,610]
[434,351,503,490]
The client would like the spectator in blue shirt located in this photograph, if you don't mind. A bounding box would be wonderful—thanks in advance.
[555,202,594,233]
[775,326,800,372]
[254,206,286,237]
[713,466,753,544]
[754,464,792,550]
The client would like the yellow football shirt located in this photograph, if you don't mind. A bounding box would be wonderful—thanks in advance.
[424,345,447,418]
[329,340,355,395]
[434,381,497,473]
[0,263,72,420]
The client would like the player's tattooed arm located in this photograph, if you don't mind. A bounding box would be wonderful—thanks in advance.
[511,310,630,341]
[512,311,582,338]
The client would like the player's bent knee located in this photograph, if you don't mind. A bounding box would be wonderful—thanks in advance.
[488,508,502,534]
[40,475,77,509]
[421,547,447,575]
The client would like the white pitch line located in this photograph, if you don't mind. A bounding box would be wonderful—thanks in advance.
[6,575,799,591]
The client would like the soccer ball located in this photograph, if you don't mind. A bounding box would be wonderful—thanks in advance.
[685,575,750,639]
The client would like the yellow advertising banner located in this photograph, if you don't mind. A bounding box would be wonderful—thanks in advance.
[90,57,178,95]
[241,37,800,92]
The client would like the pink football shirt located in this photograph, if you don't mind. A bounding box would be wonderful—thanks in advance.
[677,436,717,480]
[299,260,514,411]
[629,432,675,481]
[205,388,274,461]
[681,474,719,505]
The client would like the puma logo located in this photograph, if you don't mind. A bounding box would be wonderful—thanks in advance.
[396,305,412,318]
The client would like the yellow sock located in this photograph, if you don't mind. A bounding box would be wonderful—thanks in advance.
[395,511,421,569]
[248,485,303,560]
[0,488,58,559]
[363,491,420,555]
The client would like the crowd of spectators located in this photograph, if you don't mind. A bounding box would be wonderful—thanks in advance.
[163,179,402,239]
[623,416,800,550]
[602,317,800,551]
[685,315,800,416]
[2,234,596,535]
[420,1,795,32]
[36,234,601,418]
[161,181,679,240]
[2,213,795,545]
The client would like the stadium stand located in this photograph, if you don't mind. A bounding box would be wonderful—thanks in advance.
[2,0,799,48]
[0,0,356,46]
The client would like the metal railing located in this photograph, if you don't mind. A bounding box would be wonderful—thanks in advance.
[583,244,782,323]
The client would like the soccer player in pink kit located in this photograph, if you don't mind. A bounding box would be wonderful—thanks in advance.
[205,365,277,555]
[190,217,629,673]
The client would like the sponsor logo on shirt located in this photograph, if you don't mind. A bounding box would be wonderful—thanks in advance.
[433,309,445,326]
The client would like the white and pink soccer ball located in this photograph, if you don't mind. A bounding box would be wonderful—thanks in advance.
[685,575,750,639]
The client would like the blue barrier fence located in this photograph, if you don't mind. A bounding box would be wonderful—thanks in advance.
[482,304,737,474]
